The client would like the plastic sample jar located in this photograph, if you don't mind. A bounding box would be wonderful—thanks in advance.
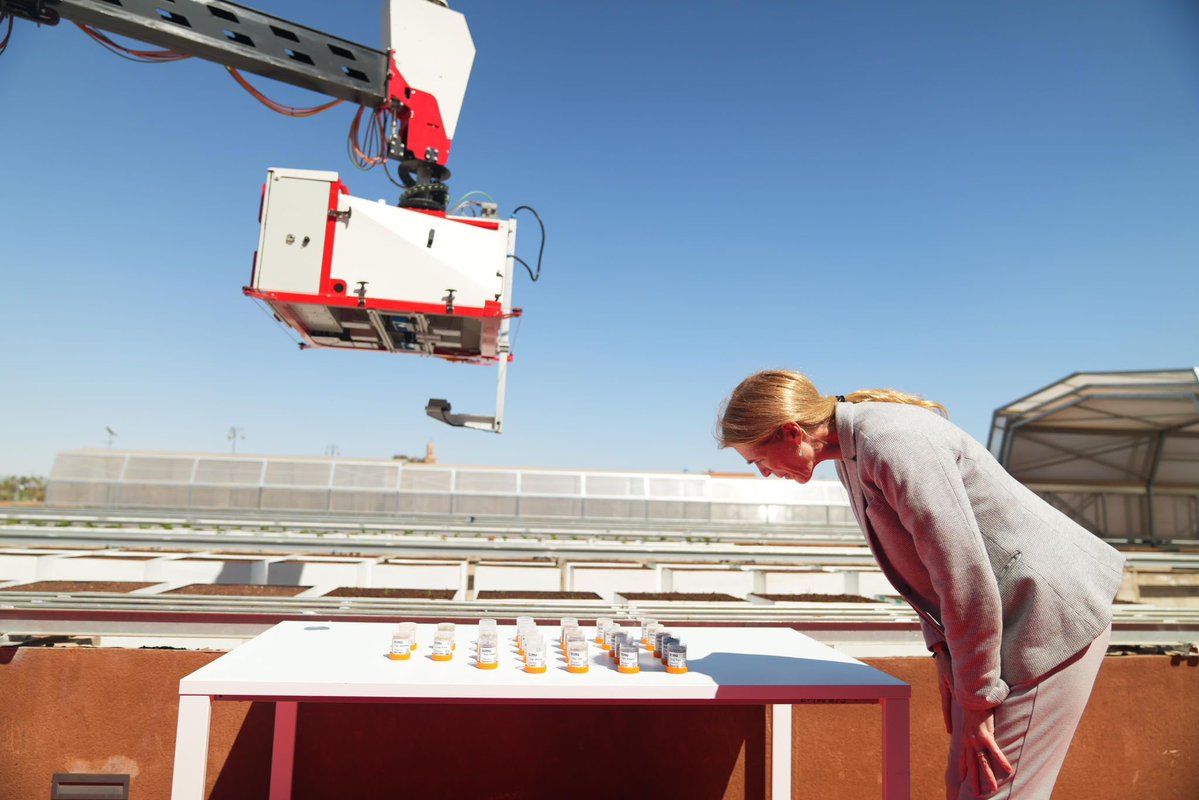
[397,622,417,652]
[388,631,412,661]
[562,625,583,649]
[437,622,457,650]
[524,635,548,673]
[666,642,688,674]
[432,631,454,662]
[603,622,622,653]
[517,621,537,655]
[640,618,658,645]
[659,636,679,666]
[476,633,499,670]
[595,617,613,644]
[478,618,498,637]
[654,629,673,658]
[560,617,578,637]
[617,641,640,674]
[643,622,661,647]
[566,639,589,674]
[611,632,630,662]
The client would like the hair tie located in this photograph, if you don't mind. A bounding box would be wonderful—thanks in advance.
[835,395,846,403]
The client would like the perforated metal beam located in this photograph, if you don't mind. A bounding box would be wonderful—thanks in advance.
[46,0,389,106]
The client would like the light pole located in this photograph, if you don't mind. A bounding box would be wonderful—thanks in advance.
[105,426,117,449]
[227,427,245,454]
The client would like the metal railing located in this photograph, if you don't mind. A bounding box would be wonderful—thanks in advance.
[46,450,854,526]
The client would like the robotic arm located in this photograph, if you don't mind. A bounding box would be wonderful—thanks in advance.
[1,0,466,177]
[1,0,533,433]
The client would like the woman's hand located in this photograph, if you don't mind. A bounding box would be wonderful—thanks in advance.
[959,705,1014,796]
[933,643,953,733]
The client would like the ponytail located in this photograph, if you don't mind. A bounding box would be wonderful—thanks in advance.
[717,370,946,448]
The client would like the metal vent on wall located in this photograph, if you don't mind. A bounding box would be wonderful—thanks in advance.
[51,773,130,800]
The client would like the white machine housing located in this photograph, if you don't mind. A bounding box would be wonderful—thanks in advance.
[246,167,517,431]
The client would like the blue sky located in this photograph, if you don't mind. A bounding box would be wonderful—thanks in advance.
[1,0,1196,478]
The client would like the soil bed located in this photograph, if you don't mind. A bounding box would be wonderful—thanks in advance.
[476,590,603,600]
[620,592,743,602]
[0,580,156,593]
[754,593,879,603]
[166,584,310,597]
[323,587,456,600]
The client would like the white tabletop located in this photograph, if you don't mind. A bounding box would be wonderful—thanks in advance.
[180,621,908,703]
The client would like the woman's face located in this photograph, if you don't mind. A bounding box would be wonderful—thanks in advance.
[733,422,820,483]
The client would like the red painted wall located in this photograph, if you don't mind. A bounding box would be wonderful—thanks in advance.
[0,648,1195,799]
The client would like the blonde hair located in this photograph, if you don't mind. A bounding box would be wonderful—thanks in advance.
[716,369,947,448]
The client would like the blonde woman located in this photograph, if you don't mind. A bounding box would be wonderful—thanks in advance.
[718,370,1124,800]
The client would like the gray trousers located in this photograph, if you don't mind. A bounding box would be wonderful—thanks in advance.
[948,624,1112,800]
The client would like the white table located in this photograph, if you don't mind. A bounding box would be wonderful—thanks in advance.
[170,621,910,799]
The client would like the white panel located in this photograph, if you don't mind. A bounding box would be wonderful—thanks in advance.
[333,197,508,308]
[473,565,559,592]
[456,470,518,493]
[263,462,332,487]
[858,571,901,597]
[194,459,265,486]
[670,569,753,596]
[50,452,126,480]
[124,456,195,482]
[572,567,657,597]
[373,563,461,590]
[159,559,256,585]
[521,472,582,495]
[762,571,847,595]
[332,463,400,490]
[384,0,475,140]
[255,170,332,295]
[46,557,149,582]
[0,554,41,582]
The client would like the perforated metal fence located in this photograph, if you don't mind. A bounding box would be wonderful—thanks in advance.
[46,450,853,525]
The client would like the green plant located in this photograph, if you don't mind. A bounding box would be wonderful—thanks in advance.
[0,475,47,502]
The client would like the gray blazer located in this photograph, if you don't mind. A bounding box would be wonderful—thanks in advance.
[833,401,1125,711]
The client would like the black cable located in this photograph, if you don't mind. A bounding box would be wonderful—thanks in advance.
[512,254,537,282]
[510,205,545,282]
[382,157,407,190]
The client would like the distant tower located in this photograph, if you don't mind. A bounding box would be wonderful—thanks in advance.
[425,441,437,464]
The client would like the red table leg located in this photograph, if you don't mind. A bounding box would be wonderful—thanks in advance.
[269,701,299,800]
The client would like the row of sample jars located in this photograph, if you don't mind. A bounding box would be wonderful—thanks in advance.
[596,617,688,674]
[516,616,583,673]
[387,617,687,675]
[388,621,459,660]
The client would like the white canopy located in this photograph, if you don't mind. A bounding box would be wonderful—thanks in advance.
[988,369,1199,542]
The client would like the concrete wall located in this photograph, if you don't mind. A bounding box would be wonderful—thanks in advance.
[756,570,847,595]
[266,559,367,587]
[668,567,756,596]
[473,563,560,592]
[157,558,263,586]
[1,647,1195,799]
[569,565,658,598]
[0,550,52,582]
[373,561,463,590]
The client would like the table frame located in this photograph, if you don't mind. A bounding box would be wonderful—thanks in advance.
[170,623,910,799]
